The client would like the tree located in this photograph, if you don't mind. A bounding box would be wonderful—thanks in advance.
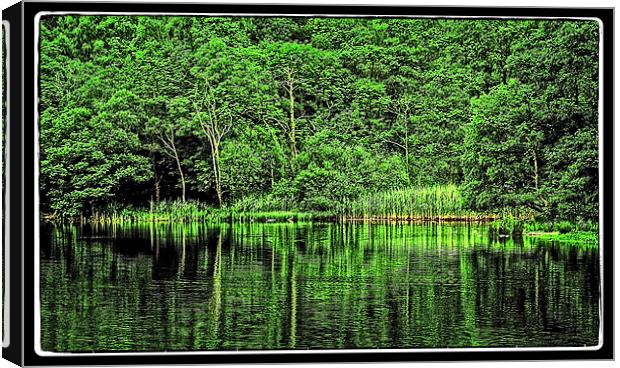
[191,80,233,207]
[37,16,600,222]
[190,38,254,206]
[462,79,546,214]
[265,42,324,164]
[146,100,191,203]
[40,105,152,216]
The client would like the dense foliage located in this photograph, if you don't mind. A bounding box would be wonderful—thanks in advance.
[39,16,599,222]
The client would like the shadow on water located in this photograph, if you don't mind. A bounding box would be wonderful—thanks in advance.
[39,222,600,352]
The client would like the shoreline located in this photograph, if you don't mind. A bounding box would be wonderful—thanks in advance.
[41,212,503,224]
[40,211,599,244]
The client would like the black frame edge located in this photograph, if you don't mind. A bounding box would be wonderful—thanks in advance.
[2,1,24,367]
[16,2,615,366]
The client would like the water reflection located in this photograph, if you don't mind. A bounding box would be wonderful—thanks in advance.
[40,222,600,352]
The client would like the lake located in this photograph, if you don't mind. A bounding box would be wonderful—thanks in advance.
[39,222,600,352]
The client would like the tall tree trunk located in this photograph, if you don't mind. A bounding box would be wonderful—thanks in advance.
[214,147,223,207]
[159,130,186,202]
[287,71,297,162]
[404,122,410,181]
[194,79,234,208]
[151,152,161,205]
[206,135,223,207]
[533,151,539,192]
[174,151,186,203]
[169,135,186,203]
[155,179,161,205]
[270,163,275,187]
[532,149,548,210]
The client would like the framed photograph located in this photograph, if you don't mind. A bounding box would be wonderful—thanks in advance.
[1,1,614,365]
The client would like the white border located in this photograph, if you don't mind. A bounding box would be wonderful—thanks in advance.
[32,10,605,357]
[2,18,9,350]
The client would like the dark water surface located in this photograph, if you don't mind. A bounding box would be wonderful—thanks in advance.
[40,222,600,352]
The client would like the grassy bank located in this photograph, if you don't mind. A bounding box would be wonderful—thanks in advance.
[41,185,598,244]
[227,185,516,222]
[523,221,599,243]
[52,185,497,224]
[41,200,325,224]
[488,217,599,244]
[336,185,532,221]
[525,231,599,244]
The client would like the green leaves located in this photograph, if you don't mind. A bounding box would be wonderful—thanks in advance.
[40,107,152,216]
[38,15,599,222]
[464,81,540,210]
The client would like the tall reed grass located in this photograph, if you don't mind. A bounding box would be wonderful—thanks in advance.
[50,185,540,225]
[225,193,320,222]
[337,185,488,221]
[85,200,213,224]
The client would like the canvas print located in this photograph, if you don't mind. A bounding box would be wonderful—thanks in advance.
[37,15,601,353]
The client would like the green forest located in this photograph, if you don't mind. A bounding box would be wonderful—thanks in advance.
[39,16,599,233]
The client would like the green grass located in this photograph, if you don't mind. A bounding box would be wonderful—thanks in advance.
[87,200,213,223]
[45,186,503,224]
[224,185,497,222]
[339,185,462,219]
[525,231,599,244]
[45,187,596,239]
[79,199,324,224]
[224,211,321,222]
[521,220,599,244]
[226,193,297,213]
[488,217,524,236]
[338,185,500,221]
[524,220,598,234]
[487,218,599,244]
[223,193,326,222]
